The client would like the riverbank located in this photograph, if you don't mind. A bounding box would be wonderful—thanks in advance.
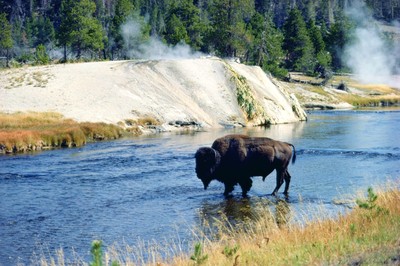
[38,185,400,265]
[282,73,400,110]
[0,111,172,154]
[0,112,125,153]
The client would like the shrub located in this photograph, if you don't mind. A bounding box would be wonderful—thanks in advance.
[190,243,208,265]
[34,44,50,65]
[90,240,103,266]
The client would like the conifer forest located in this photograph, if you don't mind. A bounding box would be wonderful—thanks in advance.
[0,0,399,78]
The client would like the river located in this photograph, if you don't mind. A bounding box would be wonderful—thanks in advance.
[1,110,399,265]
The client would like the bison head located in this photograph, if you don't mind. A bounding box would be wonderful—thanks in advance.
[195,147,221,190]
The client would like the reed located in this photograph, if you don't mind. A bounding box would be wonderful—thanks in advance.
[0,112,124,153]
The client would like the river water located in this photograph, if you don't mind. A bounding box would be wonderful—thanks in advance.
[1,110,399,265]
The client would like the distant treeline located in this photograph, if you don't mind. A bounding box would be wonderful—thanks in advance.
[0,0,399,77]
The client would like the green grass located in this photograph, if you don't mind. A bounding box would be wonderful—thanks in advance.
[224,62,269,124]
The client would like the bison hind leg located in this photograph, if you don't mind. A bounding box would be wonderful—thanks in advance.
[283,170,291,195]
[271,169,285,196]
[239,177,253,197]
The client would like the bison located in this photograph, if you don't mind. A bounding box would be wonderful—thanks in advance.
[195,134,296,197]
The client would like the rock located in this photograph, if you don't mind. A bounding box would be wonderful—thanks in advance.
[336,82,348,91]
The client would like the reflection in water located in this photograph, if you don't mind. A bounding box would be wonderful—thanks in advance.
[236,120,306,142]
[195,196,292,240]
[275,199,291,227]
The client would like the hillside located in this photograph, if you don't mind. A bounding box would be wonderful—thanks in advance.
[0,58,307,130]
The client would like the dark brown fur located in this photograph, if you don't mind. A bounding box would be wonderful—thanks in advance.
[195,134,296,196]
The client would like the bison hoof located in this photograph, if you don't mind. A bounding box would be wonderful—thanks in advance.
[223,191,232,197]
[224,194,233,199]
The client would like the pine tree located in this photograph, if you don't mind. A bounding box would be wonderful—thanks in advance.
[307,19,331,77]
[164,13,189,45]
[326,12,353,71]
[57,0,72,61]
[58,0,105,60]
[207,0,231,56]
[0,12,13,67]
[27,15,55,47]
[164,0,203,48]
[248,12,287,78]
[283,8,316,74]
[208,0,254,58]
[137,0,167,36]
[110,0,135,59]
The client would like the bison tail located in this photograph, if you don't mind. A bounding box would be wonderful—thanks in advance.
[290,144,296,164]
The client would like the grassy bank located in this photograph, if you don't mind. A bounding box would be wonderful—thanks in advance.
[37,185,400,265]
[168,186,400,266]
[0,112,124,154]
[285,73,400,109]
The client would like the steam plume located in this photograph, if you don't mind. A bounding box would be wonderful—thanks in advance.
[121,18,202,60]
[344,1,400,88]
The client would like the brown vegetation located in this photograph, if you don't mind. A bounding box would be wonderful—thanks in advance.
[0,112,124,154]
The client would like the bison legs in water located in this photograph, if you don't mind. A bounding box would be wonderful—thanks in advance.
[222,177,253,197]
[238,177,253,197]
[223,182,234,196]
[272,169,292,196]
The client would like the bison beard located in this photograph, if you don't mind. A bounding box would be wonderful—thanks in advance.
[195,134,296,197]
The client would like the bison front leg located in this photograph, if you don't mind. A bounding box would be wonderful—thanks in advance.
[223,183,235,197]
[271,169,285,196]
[239,177,253,197]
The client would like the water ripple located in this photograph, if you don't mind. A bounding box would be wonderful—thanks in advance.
[297,148,400,160]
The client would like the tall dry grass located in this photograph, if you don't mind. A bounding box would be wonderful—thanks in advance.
[164,185,400,266]
[35,185,399,265]
[337,94,400,107]
[0,112,124,153]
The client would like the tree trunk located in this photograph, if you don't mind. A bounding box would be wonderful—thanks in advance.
[6,48,10,68]
[63,44,67,62]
